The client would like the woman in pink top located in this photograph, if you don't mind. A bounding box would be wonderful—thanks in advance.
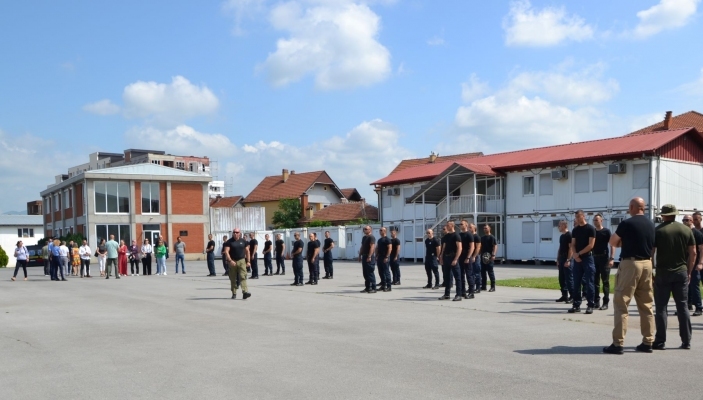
[118,240,128,277]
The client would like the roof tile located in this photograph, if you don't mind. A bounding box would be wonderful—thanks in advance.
[244,171,336,203]
[305,202,379,223]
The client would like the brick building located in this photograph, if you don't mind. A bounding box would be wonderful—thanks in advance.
[40,163,211,260]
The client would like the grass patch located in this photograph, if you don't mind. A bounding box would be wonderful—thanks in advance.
[496,275,616,291]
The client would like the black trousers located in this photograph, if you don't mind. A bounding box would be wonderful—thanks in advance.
[324,253,333,277]
[142,254,152,275]
[424,257,439,286]
[307,258,317,282]
[377,257,391,288]
[654,270,692,345]
[362,255,377,290]
[460,259,474,295]
[443,256,462,297]
[293,256,304,284]
[81,258,91,277]
[391,258,400,283]
[251,256,259,278]
[44,260,50,275]
[481,261,495,289]
[275,252,285,273]
[206,252,216,275]
[594,254,611,304]
[222,255,229,275]
[130,258,140,275]
[13,259,28,278]
[264,253,273,274]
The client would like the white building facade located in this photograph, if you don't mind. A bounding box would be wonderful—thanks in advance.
[0,215,44,268]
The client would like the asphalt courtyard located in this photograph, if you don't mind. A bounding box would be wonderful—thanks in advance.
[2,260,701,399]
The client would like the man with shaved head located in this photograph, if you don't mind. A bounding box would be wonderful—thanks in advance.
[603,197,656,355]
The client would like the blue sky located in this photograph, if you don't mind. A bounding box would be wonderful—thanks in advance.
[1,0,702,212]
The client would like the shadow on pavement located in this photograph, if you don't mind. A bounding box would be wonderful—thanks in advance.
[514,346,604,355]
[186,297,231,301]
[503,299,554,304]
[504,307,574,314]
[395,297,444,302]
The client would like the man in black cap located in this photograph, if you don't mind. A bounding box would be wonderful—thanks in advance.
[683,215,703,316]
[568,210,596,314]
[439,221,463,301]
[555,220,574,303]
[359,225,377,293]
[592,214,614,310]
[652,204,696,350]
[423,229,441,289]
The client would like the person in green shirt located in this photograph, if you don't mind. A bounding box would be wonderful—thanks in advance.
[105,235,120,280]
[155,239,168,276]
[652,204,696,350]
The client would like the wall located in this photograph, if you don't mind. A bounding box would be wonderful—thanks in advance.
[658,158,703,212]
[307,184,343,207]
[171,183,204,215]
[246,201,283,228]
[0,226,44,268]
[171,223,205,254]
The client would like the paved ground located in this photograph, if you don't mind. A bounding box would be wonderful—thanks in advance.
[2,260,701,399]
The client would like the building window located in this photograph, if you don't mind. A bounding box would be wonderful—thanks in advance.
[176,161,185,170]
[96,224,131,244]
[18,228,34,238]
[64,189,72,209]
[94,181,130,214]
[522,221,535,243]
[189,163,196,172]
[141,182,160,214]
[54,193,60,211]
[633,163,649,189]
[539,174,552,196]
[574,170,590,193]
[592,167,607,192]
[151,160,160,165]
[45,198,50,214]
[523,176,534,196]
[539,220,552,242]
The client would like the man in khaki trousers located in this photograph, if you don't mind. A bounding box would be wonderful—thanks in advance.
[604,197,656,354]
[223,229,252,300]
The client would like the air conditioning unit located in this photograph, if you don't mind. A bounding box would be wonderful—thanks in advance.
[551,169,568,180]
[392,188,400,196]
[608,163,626,174]
[611,217,624,225]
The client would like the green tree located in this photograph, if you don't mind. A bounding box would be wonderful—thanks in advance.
[272,198,302,228]
[0,245,8,268]
[306,220,332,228]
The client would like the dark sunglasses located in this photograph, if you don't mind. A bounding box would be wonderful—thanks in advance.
[683,219,691,222]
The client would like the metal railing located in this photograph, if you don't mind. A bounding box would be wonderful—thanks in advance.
[436,195,504,219]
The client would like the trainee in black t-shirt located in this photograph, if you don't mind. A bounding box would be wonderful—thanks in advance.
[360,235,376,256]
[441,232,462,256]
[460,232,472,258]
[377,236,392,258]
[263,240,272,254]
[306,239,319,258]
[323,237,334,251]
[693,229,703,264]
[292,239,304,258]
[558,232,572,258]
[425,237,440,257]
[275,239,284,254]
[572,224,596,253]
[480,235,496,255]
[473,234,481,253]
[206,240,216,254]
[225,238,248,261]
[593,228,611,255]
[249,239,258,258]
[615,215,655,259]
[390,238,400,259]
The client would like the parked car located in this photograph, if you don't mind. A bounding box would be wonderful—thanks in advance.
[26,245,45,267]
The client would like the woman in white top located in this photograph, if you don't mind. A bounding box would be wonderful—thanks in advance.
[12,240,29,281]
[97,238,107,276]
[141,239,153,276]
[78,239,92,278]
[59,241,70,278]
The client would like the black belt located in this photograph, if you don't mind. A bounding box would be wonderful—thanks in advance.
[622,256,650,261]
[443,253,456,258]
[577,251,593,257]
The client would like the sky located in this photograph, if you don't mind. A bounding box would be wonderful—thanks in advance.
[1,0,703,213]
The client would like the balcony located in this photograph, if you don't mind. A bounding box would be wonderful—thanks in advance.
[437,195,504,216]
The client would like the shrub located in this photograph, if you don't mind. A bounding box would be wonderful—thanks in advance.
[0,245,8,268]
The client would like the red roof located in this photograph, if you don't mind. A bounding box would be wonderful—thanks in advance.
[209,196,243,208]
[389,152,483,174]
[373,127,702,186]
[340,188,362,201]
[303,202,379,224]
[628,111,703,136]
[244,170,339,203]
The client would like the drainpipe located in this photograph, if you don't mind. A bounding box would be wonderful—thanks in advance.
[648,156,654,220]
[378,187,383,225]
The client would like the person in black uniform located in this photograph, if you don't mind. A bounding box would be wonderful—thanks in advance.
[592,214,614,310]
[439,221,463,301]
[568,210,596,314]
[555,220,574,303]
[470,224,482,293]
[249,233,259,279]
[223,229,251,300]
[206,234,217,276]
[221,235,229,276]
[290,232,304,286]
[322,231,335,279]
[376,227,392,292]
[390,229,402,285]
[262,234,273,276]
[306,233,320,285]
[459,220,475,299]
[423,229,441,289]
[480,225,497,292]
[274,233,285,275]
[359,225,377,293]
[683,215,703,315]
[313,233,321,283]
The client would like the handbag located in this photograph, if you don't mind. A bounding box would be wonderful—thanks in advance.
[94,250,99,257]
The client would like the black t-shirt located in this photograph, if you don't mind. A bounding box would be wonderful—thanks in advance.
[307,239,319,257]
[206,240,215,253]
[360,234,376,256]
[460,232,472,258]
[441,232,462,256]
[225,238,248,261]
[558,232,572,258]
[390,238,400,258]
[377,236,391,258]
[425,237,440,257]
[263,240,272,253]
[323,238,334,251]
[480,235,496,255]
[693,229,703,264]
[292,239,304,258]
[275,239,284,253]
[473,234,481,253]
[249,239,258,258]
[572,224,596,253]
[615,215,655,259]
[593,228,611,255]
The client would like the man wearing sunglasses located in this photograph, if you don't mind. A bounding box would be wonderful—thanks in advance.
[223,229,252,300]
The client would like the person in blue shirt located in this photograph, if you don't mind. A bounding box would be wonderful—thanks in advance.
[49,238,65,281]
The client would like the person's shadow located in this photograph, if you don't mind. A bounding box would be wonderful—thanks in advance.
[514,346,605,355]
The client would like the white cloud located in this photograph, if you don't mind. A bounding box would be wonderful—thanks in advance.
[82,99,120,115]
[503,0,594,47]
[222,0,266,35]
[259,0,392,90]
[678,68,703,95]
[124,125,237,158]
[632,0,700,38]
[426,36,445,46]
[122,76,219,123]
[461,74,490,102]
[450,64,619,152]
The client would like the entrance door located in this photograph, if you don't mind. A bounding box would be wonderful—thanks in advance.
[144,230,161,246]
